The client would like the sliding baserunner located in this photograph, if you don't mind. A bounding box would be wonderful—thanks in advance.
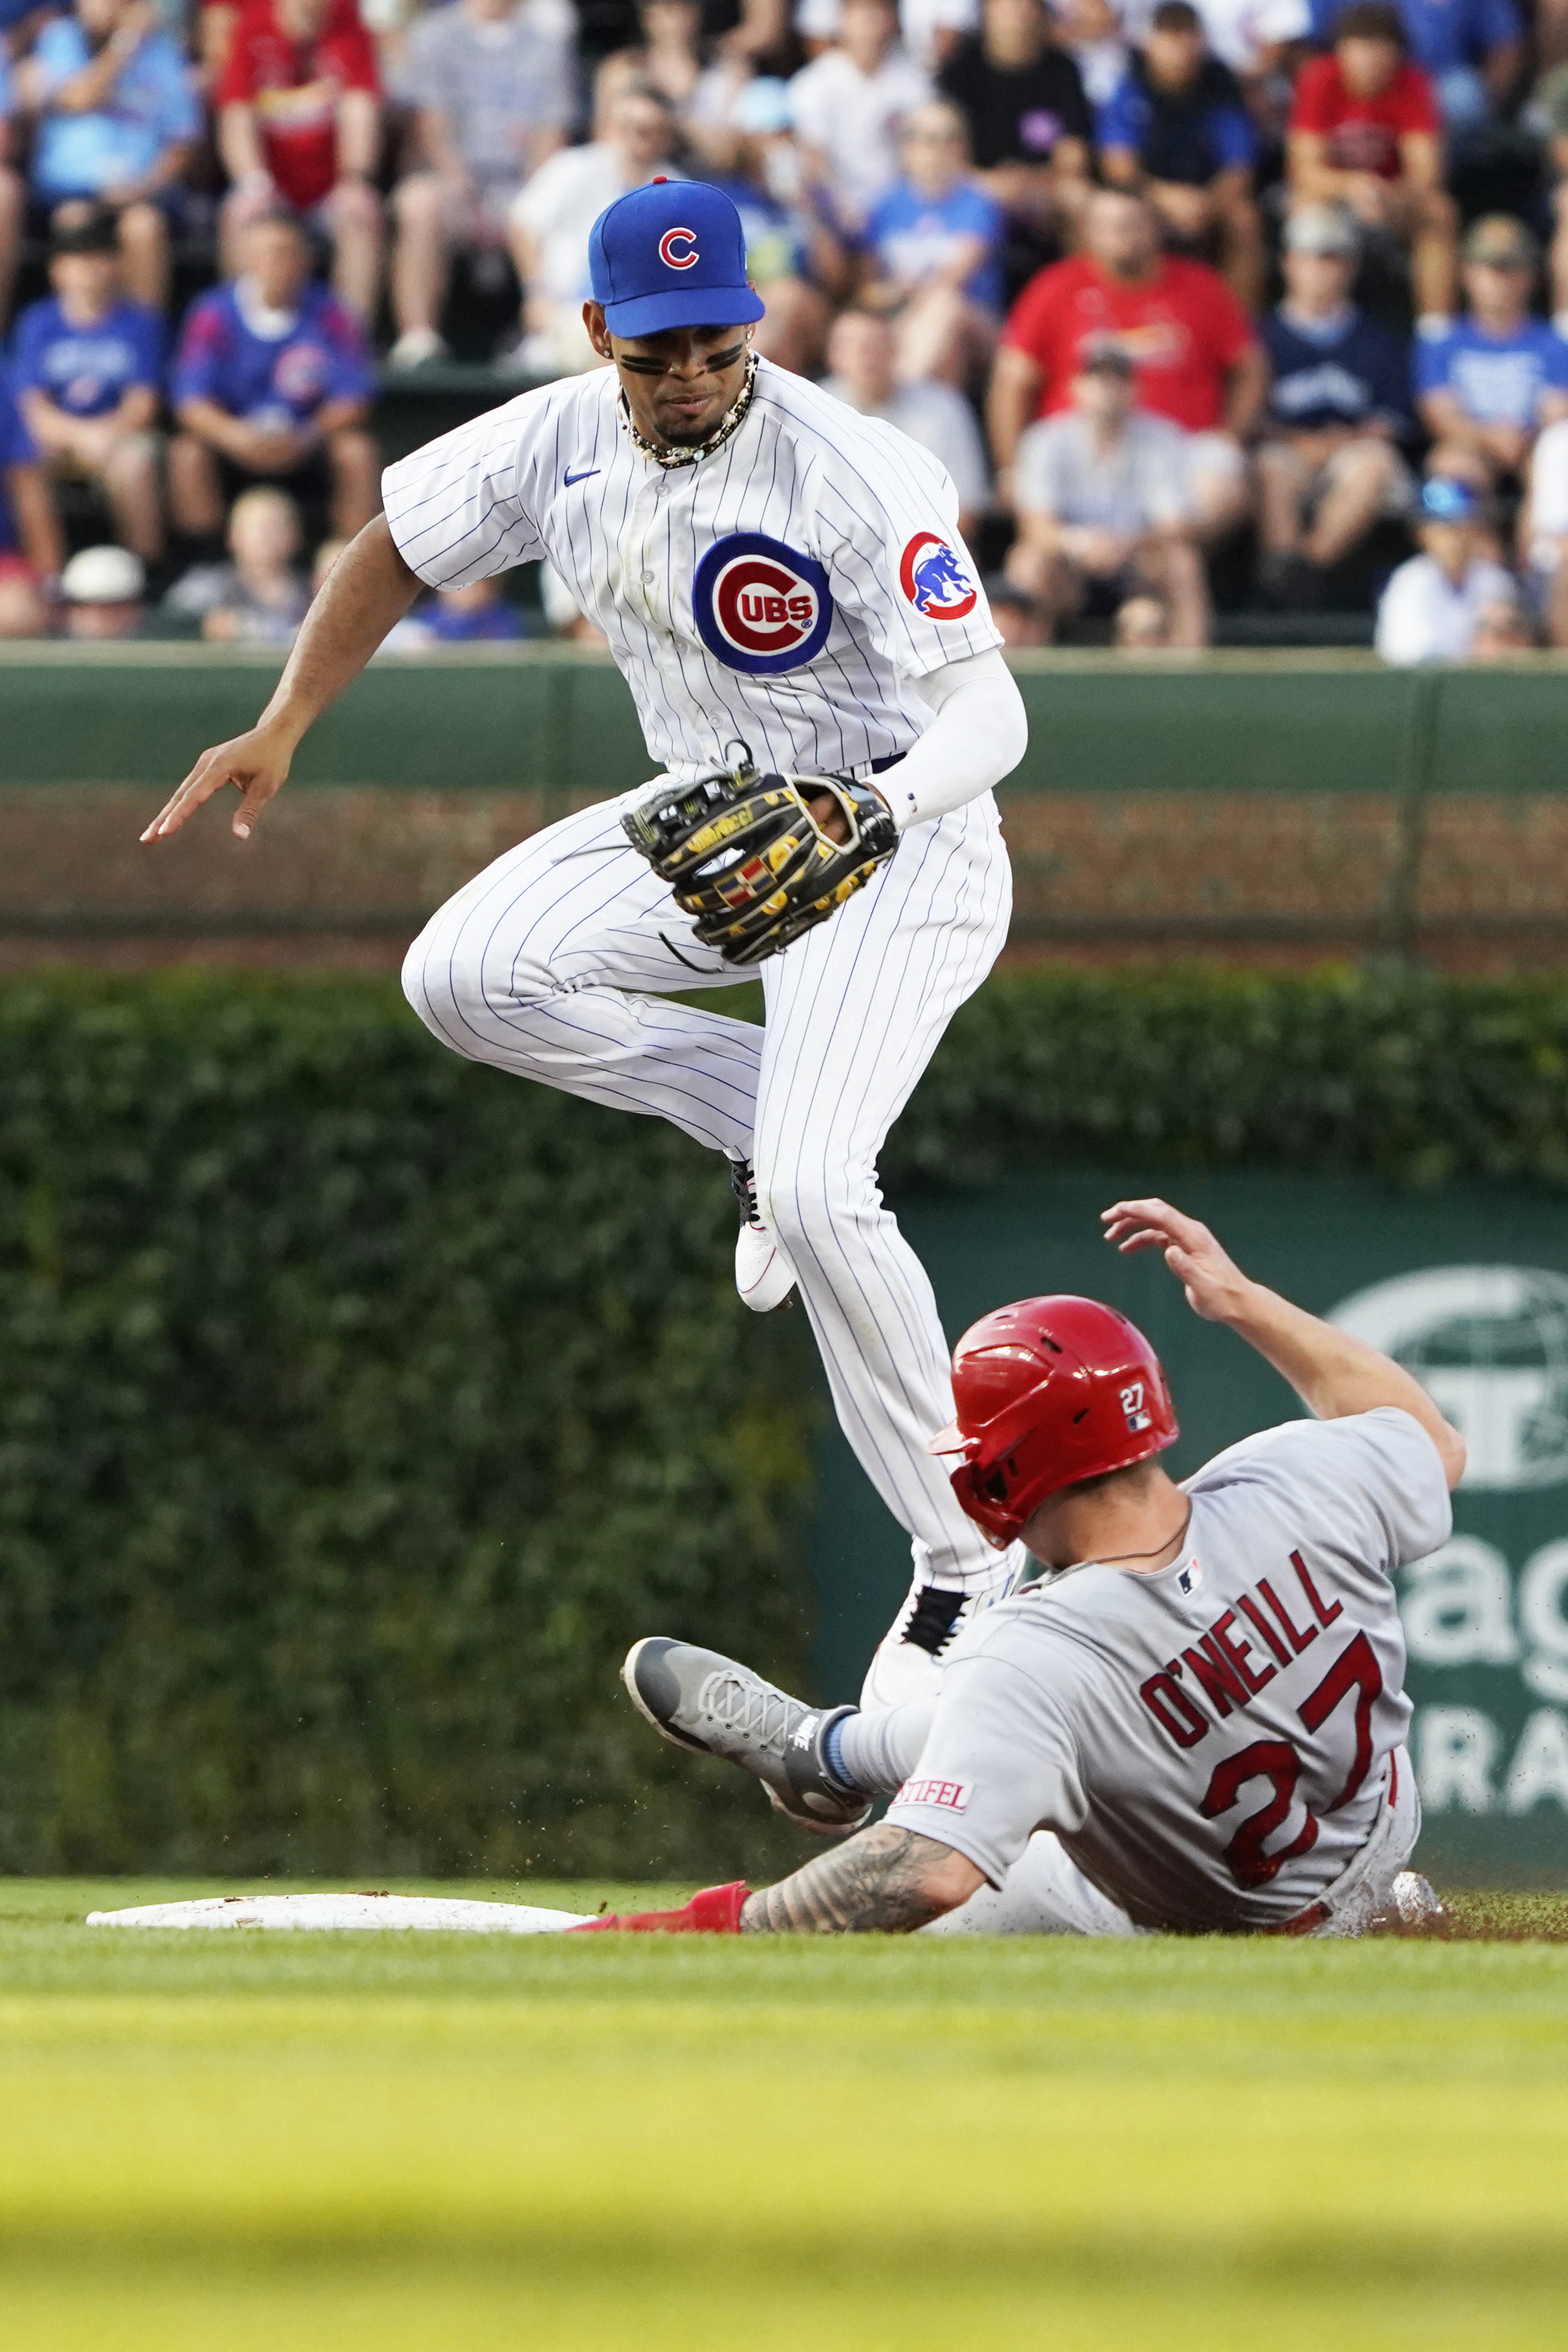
[142,177,1029,1705]
[592,1198,1463,1937]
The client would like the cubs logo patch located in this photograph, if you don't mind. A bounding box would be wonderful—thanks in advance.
[899,531,978,621]
[693,533,834,675]
[658,225,699,270]
[272,339,330,408]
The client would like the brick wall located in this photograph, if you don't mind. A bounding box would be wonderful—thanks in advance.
[6,647,1568,974]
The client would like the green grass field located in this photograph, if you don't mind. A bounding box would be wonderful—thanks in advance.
[4,1879,1567,2351]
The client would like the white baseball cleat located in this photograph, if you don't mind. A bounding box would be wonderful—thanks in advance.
[860,1561,1029,1708]
[732,1155,796,1312]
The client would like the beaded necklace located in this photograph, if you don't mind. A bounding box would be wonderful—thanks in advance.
[618,352,759,470]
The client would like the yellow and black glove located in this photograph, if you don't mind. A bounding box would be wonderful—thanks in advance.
[622,749,898,967]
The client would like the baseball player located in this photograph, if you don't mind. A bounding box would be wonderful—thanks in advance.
[142,177,1028,1705]
[587,1197,1464,1937]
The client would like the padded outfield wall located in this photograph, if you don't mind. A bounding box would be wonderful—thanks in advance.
[6,645,1568,970]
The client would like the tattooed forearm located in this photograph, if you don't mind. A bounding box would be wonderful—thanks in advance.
[739,1826,966,1935]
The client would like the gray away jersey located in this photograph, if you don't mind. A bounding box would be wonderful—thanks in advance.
[884,1409,1453,1930]
[380,358,1001,779]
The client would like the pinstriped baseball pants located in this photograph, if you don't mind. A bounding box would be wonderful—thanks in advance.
[402,786,1014,1593]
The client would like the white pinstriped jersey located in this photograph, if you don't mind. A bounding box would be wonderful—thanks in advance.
[380,357,1002,779]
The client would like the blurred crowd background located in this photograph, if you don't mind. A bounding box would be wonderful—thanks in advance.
[5,0,1568,655]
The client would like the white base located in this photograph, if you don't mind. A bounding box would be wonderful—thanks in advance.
[85,1892,589,1935]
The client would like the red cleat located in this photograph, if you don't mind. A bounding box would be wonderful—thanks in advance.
[570,1881,750,1934]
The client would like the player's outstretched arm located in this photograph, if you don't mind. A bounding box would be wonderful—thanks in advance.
[142,517,422,844]
[739,1823,984,1934]
[1102,1196,1468,1489]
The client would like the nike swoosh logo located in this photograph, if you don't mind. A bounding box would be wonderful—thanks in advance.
[563,466,601,485]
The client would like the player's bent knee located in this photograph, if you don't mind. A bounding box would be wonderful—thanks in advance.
[402,907,560,1057]
[401,935,488,1052]
[402,921,482,1038]
[400,926,446,1036]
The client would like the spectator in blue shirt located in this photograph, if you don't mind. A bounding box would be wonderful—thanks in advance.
[1416,214,1568,486]
[168,209,379,546]
[1255,202,1414,606]
[12,209,165,562]
[408,577,527,643]
[860,100,1007,387]
[0,365,64,636]
[18,0,200,313]
[0,42,22,331]
[1310,0,1523,132]
[1098,2,1263,316]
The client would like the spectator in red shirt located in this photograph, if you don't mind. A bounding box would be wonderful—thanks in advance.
[217,0,383,326]
[1288,1,1457,325]
[987,185,1266,536]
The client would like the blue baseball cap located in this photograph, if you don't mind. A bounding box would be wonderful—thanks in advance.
[588,179,765,340]
[1420,476,1482,523]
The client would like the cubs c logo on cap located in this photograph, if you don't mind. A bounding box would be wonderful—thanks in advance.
[693,533,834,674]
[658,226,699,270]
[899,531,978,621]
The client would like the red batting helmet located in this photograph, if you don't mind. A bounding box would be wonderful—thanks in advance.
[928,1296,1178,1547]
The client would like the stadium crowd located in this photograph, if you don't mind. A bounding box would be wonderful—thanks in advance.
[4,0,1568,652]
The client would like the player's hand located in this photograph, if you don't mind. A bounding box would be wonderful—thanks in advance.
[1100,1197,1254,1324]
[141,718,299,843]
[805,788,851,845]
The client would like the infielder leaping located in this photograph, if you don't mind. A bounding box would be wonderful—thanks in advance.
[593,1199,1465,1938]
[144,178,1029,1701]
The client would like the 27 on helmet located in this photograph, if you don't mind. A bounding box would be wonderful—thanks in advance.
[928,1296,1178,1547]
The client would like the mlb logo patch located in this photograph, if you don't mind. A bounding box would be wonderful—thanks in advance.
[693,532,834,674]
[1119,1380,1152,1433]
[899,531,978,621]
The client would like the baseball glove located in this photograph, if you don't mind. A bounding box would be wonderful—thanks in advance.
[621,749,899,967]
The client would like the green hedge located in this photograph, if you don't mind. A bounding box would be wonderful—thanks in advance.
[891,967,1568,1192]
[0,976,815,1880]
[6,965,1568,1879]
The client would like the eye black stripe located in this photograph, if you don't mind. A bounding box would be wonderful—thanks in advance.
[620,340,749,376]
